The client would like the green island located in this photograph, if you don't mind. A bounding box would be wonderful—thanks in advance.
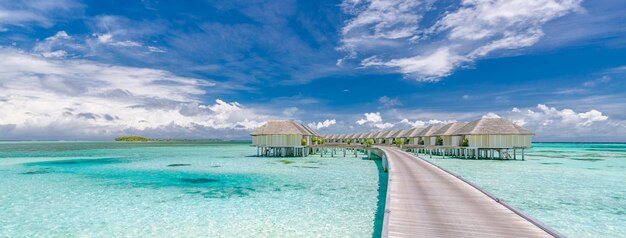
[114,136,153,142]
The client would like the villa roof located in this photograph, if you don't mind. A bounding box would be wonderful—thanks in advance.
[454,118,534,135]
[391,129,406,137]
[396,129,413,138]
[251,120,315,136]
[381,131,394,138]
[363,132,376,138]
[373,131,387,138]
[405,127,425,137]
[302,124,321,137]
[415,125,442,137]
[355,133,365,139]
[433,122,468,136]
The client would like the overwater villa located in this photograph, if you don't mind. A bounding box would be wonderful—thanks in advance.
[380,130,393,144]
[432,122,468,147]
[253,117,534,160]
[386,130,403,144]
[415,125,442,146]
[355,133,366,143]
[454,117,534,159]
[375,131,388,144]
[404,127,424,145]
[396,128,412,143]
[251,120,318,156]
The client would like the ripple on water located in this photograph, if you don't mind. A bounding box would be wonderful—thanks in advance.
[179,178,219,184]
[19,168,53,175]
[570,158,604,162]
[25,158,122,166]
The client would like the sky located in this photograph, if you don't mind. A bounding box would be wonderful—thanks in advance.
[0,0,625,141]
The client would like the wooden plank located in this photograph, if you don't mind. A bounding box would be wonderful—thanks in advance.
[375,146,561,238]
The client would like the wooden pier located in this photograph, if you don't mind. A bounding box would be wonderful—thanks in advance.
[376,146,562,238]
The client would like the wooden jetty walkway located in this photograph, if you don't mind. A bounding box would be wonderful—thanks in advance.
[376,146,563,238]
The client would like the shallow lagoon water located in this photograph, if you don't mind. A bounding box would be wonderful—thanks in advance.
[423,143,626,238]
[2,142,624,237]
[0,142,385,237]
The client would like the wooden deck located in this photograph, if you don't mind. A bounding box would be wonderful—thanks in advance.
[375,146,562,238]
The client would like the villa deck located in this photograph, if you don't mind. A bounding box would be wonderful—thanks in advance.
[376,146,562,238]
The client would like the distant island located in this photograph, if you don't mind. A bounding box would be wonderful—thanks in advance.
[114,136,152,142]
[114,136,224,142]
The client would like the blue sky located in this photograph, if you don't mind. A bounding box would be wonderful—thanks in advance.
[0,0,625,141]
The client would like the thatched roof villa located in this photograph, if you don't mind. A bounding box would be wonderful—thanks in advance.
[410,125,442,146]
[251,120,318,156]
[432,122,468,146]
[455,118,534,148]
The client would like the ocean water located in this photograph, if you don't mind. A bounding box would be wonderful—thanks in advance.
[2,142,624,237]
[423,143,626,238]
[0,142,386,238]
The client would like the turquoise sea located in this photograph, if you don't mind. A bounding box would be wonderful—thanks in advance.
[0,142,385,238]
[0,142,624,237]
[424,143,626,238]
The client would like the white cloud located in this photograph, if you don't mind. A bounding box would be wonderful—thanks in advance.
[355,112,394,129]
[41,50,68,58]
[148,46,166,53]
[96,33,142,47]
[341,0,428,40]
[308,119,337,130]
[339,0,582,81]
[378,95,402,108]
[282,107,300,117]
[533,104,608,127]
[363,47,462,80]
[0,0,81,28]
[482,112,501,118]
[505,104,625,140]
[34,31,76,58]
[0,48,269,139]
[583,75,611,87]
[97,33,113,43]
[356,112,383,125]
[374,122,394,129]
[399,118,456,127]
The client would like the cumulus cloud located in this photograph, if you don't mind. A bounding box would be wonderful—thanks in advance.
[356,112,393,129]
[399,118,457,127]
[505,104,624,141]
[96,33,142,47]
[378,96,402,108]
[482,112,501,118]
[356,112,383,125]
[0,48,268,140]
[0,0,81,28]
[339,0,582,81]
[308,119,337,130]
[33,31,77,58]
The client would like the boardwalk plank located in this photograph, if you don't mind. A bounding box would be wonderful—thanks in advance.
[376,146,557,238]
